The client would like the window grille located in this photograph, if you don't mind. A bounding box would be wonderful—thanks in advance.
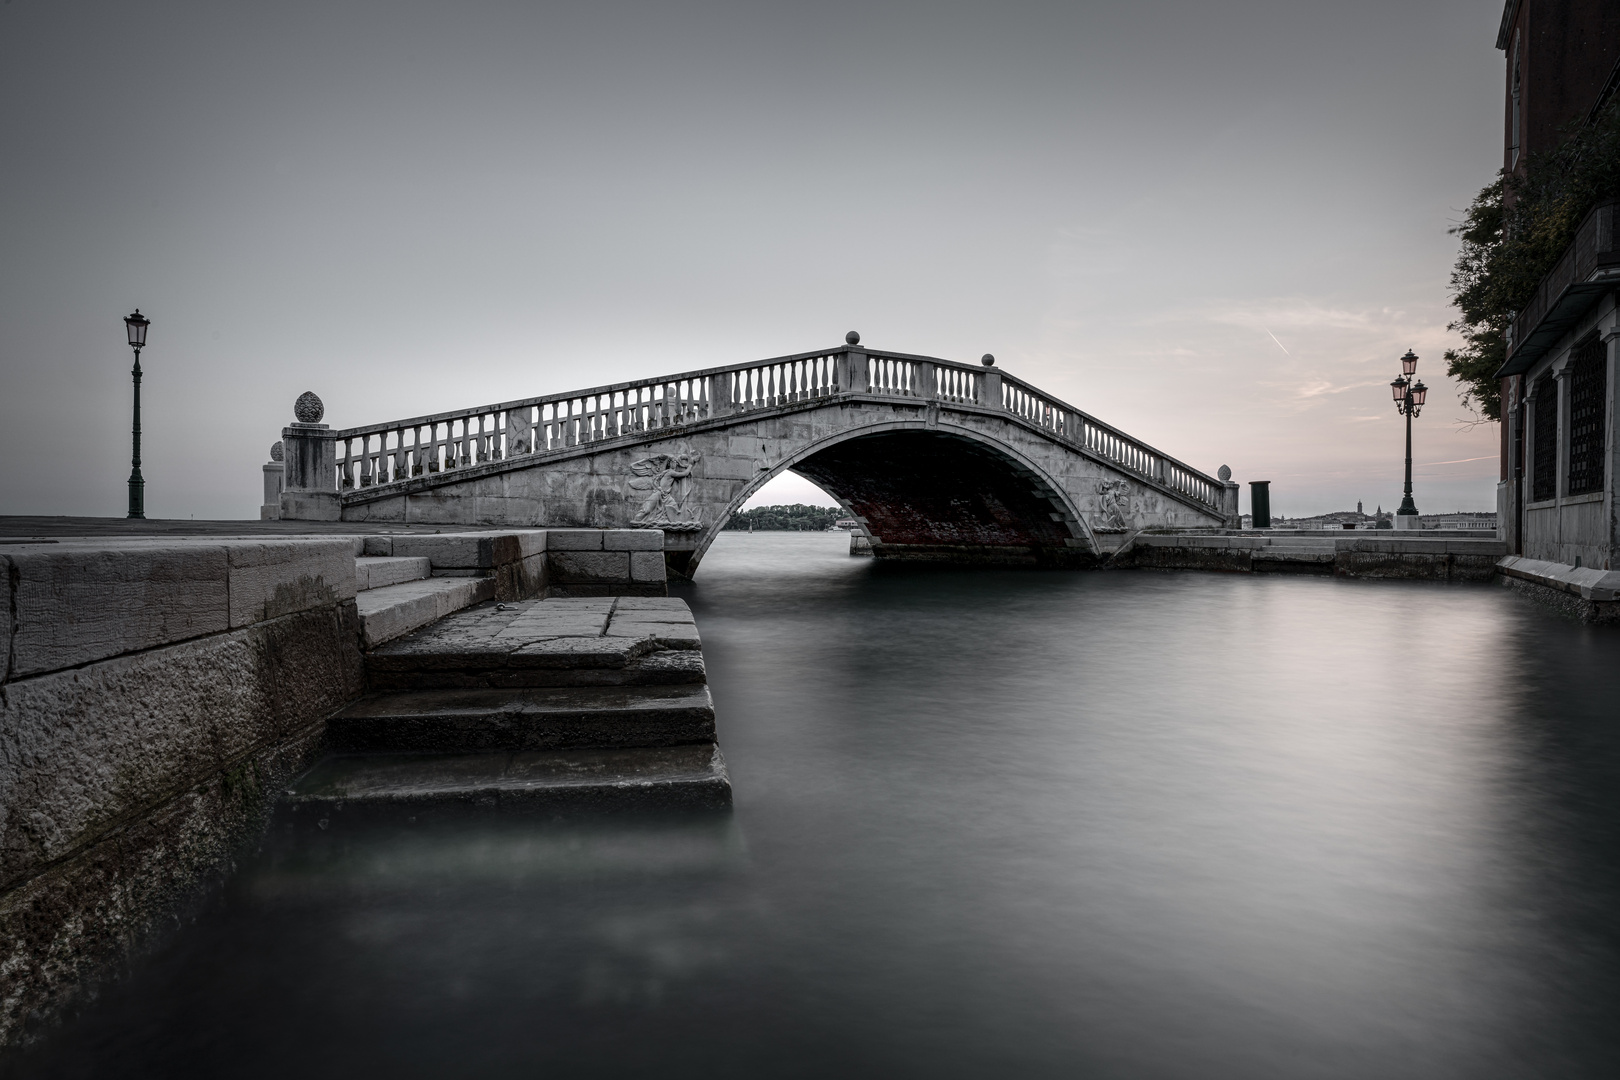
[1567,333,1608,496]
[1532,374,1557,501]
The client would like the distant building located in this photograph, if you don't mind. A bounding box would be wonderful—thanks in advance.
[1492,1,1620,569]
[1420,512,1499,531]
[1273,504,1391,531]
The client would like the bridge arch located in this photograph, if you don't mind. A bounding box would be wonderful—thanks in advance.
[681,420,1099,576]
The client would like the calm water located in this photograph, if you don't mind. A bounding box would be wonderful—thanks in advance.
[13,533,1620,1078]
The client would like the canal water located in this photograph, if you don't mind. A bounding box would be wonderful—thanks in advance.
[13,533,1620,1078]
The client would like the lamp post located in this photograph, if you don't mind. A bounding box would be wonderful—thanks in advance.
[123,309,150,519]
[1389,349,1427,530]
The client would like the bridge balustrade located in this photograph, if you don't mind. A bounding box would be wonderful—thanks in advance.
[293,342,1228,518]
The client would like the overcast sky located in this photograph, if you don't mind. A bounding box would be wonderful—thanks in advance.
[1,0,1508,520]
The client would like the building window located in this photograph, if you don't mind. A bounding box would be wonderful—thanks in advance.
[1567,333,1608,495]
[1532,374,1557,501]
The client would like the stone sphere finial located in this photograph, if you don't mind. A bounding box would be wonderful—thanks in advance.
[845,331,860,345]
[294,391,324,424]
[981,353,995,367]
[1217,464,1232,482]
[270,441,284,462]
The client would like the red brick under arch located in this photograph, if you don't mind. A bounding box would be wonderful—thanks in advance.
[791,430,1091,566]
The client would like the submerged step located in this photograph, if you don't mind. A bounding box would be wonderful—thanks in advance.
[330,684,717,753]
[285,744,732,817]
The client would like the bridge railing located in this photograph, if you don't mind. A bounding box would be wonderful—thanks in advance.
[1002,373,1222,509]
[321,348,853,490]
[858,351,1223,512]
[293,344,1223,515]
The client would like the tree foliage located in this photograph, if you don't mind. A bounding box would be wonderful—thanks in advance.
[1446,99,1620,422]
[725,504,845,530]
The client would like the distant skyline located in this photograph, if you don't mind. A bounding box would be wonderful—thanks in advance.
[1,1,1507,520]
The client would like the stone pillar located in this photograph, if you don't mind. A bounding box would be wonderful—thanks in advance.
[1496,388,1509,550]
[260,441,285,520]
[1555,365,1571,501]
[841,331,869,394]
[709,372,737,417]
[1604,325,1619,569]
[918,362,938,401]
[1216,466,1239,528]
[976,353,1001,409]
[279,391,341,521]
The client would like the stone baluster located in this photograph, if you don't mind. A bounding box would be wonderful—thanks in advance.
[280,391,341,521]
[976,353,1002,409]
[389,430,404,479]
[260,441,284,520]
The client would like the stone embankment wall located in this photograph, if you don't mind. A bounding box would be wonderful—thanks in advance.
[1497,555,1620,623]
[0,526,667,1048]
[1117,534,1507,582]
[0,537,363,1047]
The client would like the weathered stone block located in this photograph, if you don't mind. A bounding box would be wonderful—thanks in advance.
[6,545,231,680]
[0,577,12,686]
[546,529,605,551]
[0,604,362,895]
[700,456,757,481]
[0,724,325,1048]
[279,489,341,521]
[260,604,365,733]
[388,534,500,569]
[603,529,665,551]
[549,551,630,582]
[630,551,667,583]
[1,630,274,889]
[226,539,356,628]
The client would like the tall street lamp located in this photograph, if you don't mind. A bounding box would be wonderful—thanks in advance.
[123,309,150,519]
[1389,349,1427,530]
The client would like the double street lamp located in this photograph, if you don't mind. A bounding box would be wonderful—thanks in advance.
[1389,349,1427,529]
[123,309,150,519]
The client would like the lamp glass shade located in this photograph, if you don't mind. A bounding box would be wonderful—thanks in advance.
[1411,381,1427,407]
[1390,377,1408,402]
[124,310,150,348]
[1401,350,1418,377]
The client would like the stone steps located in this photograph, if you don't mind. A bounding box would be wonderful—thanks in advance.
[355,555,432,591]
[328,684,716,753]
[355,576,496,649]
[288,594,728,818]
[284,745,731,819]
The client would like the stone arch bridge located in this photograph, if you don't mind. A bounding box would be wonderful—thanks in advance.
[275,336,1239,576]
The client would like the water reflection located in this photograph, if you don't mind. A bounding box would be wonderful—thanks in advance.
[12,533,1620,1078]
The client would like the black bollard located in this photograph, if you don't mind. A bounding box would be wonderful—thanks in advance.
[1249,481,1271,529]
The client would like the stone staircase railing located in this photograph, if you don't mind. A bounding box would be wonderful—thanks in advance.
[274,339,1229,518]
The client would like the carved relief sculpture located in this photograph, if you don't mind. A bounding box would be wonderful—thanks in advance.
[627,443,704,529]
[1097,478,1131,530]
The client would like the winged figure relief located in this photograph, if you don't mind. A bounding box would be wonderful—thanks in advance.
[1097,478,1131,530]
[627,445,704,529]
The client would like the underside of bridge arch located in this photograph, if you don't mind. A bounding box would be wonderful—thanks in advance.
[788,430,1097,567]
